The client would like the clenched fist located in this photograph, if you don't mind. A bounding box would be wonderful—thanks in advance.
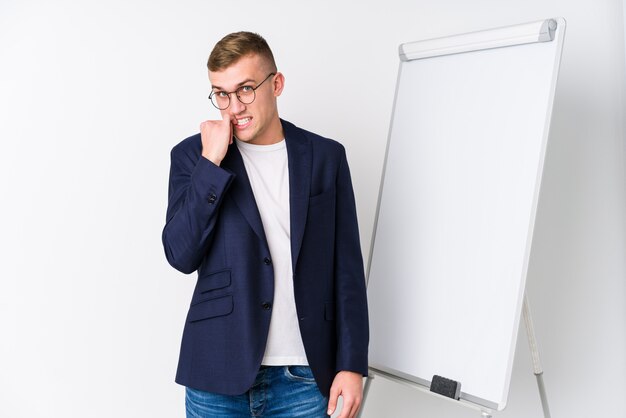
[200,117,232,166]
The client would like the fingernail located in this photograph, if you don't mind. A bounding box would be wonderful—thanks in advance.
[327,409,332,415]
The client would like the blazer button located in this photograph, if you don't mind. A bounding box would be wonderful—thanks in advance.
[263,257,271,265]
[207,193,217,204]
[262,302,272,310]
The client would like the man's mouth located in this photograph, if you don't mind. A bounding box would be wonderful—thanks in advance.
[234,117,251,127]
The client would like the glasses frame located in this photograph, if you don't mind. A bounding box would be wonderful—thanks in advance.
[208,73,276,110]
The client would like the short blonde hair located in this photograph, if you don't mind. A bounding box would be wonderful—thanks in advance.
[208,31,277,72]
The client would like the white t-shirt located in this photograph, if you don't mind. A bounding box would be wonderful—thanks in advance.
[236,138,308,366]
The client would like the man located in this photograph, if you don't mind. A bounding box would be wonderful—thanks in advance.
[162,32,369,418]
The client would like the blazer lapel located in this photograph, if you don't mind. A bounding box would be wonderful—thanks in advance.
[284,120,312,272]
[221,143,269,247]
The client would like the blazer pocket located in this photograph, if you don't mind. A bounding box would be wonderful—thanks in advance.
[188,295,233,322]
[198,269,231,293]
[324,302,335,321]
[309,189,335,207]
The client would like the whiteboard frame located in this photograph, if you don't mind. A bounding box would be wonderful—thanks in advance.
[365,17,567,412]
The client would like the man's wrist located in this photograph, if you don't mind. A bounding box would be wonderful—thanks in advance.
[202,153,222,166]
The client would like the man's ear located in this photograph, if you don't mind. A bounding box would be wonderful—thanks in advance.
[273,72,285,97]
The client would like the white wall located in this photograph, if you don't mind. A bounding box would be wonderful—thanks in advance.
[0,1,623,417]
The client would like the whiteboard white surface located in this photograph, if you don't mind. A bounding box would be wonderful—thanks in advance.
[367,18,565,411]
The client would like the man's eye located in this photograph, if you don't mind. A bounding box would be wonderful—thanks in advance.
[215,91,229,98]
[239,86,254,93]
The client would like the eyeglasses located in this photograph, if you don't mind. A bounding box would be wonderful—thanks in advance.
[208,73,275,110]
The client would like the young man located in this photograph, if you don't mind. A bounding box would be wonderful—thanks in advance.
[162,32,369,418]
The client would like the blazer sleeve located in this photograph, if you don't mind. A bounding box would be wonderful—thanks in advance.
[333,146,370,375]
[162,146,235,274]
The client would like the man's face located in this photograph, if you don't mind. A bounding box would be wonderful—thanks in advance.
[209,54,284,145]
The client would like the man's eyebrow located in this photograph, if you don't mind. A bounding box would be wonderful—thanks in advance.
[211,78,257,90]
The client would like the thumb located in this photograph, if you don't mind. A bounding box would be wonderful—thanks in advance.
[222,115,233,144]
[327,387,339,416]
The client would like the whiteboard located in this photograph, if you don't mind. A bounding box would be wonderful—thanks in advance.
[367,18,565,411]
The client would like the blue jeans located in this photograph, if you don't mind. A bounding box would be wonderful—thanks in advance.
[185,366,329,417]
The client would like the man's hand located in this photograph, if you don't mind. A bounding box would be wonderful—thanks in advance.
[200,117,232,166]
[327,371,363,418]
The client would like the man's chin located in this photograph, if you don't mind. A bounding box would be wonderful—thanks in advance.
[232,127,254,142]
[233,134,258,144]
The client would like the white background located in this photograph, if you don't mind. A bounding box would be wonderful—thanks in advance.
[0,1,624,417]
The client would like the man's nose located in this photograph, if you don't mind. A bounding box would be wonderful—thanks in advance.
[229,93,245,114]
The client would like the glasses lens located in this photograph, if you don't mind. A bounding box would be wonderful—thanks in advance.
[212,94,229,110]
[237,88,256,105]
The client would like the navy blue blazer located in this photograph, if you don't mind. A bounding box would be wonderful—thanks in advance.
[162,119,369,396]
